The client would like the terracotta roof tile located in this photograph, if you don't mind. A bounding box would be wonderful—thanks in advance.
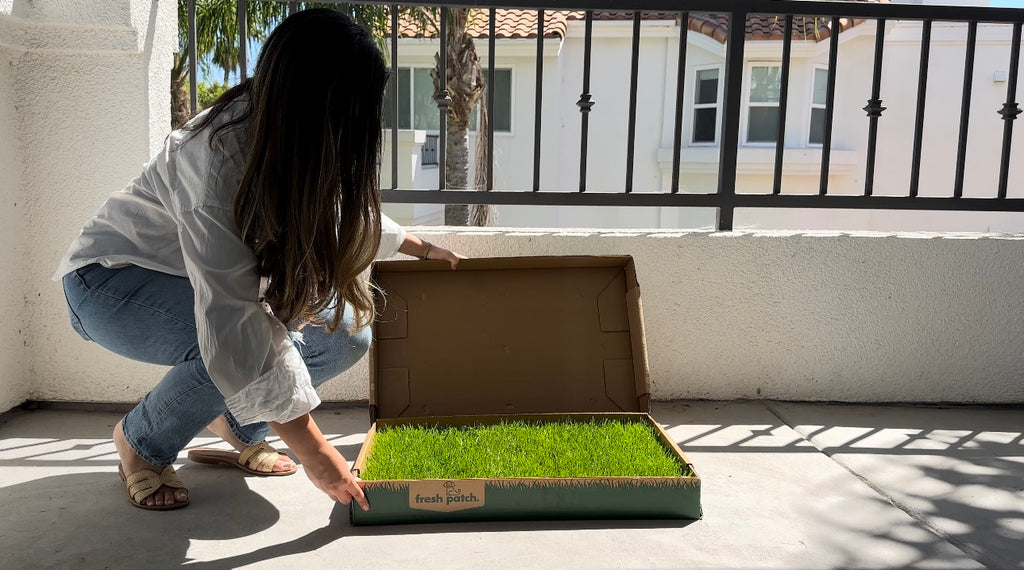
[390,2,883,43]
[395,9,572,39]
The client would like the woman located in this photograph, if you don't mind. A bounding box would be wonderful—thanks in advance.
[54,9,461,511]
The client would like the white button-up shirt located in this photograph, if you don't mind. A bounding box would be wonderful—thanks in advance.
[54,99,406,425]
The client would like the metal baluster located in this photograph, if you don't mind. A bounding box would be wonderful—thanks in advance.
[773,15,794,195]
[391,4,399,190]
[954,21,977,199]
[238,0,248,81]
[997,21,1022,199]
[717,10,747,231]
[625,11,641,194]
[487,8,496,191]
[437,7,450,190]
[533,10,544,192]
[863,18,887,197]
[578,11,594,193]
[909,20,932,198]
[671,11,689,194]
[819,17,840,196]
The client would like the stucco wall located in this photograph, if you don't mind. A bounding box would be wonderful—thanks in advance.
[322,229,1024,405]
[0,0,175,411]
[37,229,1024,407]
[0,10,25,412]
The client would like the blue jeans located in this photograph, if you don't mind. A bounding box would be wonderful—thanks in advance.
[62,263,371,466]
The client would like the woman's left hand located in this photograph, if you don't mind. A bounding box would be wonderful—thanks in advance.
[399,233,467,269]
[424,243,466,270]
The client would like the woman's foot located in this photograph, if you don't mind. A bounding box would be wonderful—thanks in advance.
[113,419,189,508]
[204,414,296,474]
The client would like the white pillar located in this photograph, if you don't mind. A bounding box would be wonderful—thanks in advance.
[0,0,176,411]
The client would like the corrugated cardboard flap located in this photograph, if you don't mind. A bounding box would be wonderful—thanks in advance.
[369,256,651,422]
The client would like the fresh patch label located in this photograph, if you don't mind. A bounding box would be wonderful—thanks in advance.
[408,480,486,512]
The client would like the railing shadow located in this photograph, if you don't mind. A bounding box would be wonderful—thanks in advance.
[3,402,1021,568]
[651,400,1024,569]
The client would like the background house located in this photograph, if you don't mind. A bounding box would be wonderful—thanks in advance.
[382,4,1024,232]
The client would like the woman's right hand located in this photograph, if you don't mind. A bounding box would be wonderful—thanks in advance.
[270,413,369,510]
[301,443,369,510]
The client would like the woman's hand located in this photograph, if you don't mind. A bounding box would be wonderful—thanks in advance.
[270,413,369,511]
[399,233,467,269]
[301,443,369,511]
[424,242,466,270]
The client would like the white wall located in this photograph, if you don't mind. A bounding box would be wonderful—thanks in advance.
[0,0,176,411]
[322,229,1024,405]
[0,4,25,412]
[37,226,1023,406]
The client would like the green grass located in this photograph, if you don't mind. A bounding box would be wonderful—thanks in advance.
[361,419,690,480]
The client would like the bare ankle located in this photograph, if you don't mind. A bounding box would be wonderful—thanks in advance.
[206,414,249,453]
[113,419,159,472]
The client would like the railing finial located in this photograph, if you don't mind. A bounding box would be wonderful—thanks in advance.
[998,102,1022,121]
[863,98,886,118]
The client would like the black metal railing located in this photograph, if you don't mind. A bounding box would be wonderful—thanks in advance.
[186,0,1024,230]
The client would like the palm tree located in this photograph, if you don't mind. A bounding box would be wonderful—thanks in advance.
[430,9,495,226]
[470,97,496,226]
[172,0,282,128]
[173,2,412,128]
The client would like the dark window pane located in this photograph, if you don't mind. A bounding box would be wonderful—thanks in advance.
[809,107,826,144]
[693,107,717,142]
[492,69,512,132]
[748,106,779,142]
[382,68,411,129]
[749,66,781,103]
[696,68,719,104]
[471,68,512,132]
[413,68,439,131]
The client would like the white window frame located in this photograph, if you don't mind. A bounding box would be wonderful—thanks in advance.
[807,64,829,148]
[742,61,783,146]
[690,64,723,146]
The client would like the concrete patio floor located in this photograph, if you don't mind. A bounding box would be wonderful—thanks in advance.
[1,400,1022,569]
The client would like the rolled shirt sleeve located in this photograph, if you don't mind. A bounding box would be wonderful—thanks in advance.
[377,213,406,260]
[176,205,321,425]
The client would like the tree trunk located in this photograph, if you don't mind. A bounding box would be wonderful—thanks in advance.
[444,119,470,225]
[470,91,496,227]
[432,9,485,227]
[171,53,191,129]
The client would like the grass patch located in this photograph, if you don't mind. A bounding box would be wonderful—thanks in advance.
[361,419,689,480]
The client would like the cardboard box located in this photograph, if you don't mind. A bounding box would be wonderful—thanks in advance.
[350,256,702,525]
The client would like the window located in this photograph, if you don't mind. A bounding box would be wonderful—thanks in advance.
[470,68,512,133]
[383,67,512,133]
[692,67,720,143]
[809,67,829,145]
[746,64,782,143]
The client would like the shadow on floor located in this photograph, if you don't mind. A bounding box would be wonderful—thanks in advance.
[1,467,279,569]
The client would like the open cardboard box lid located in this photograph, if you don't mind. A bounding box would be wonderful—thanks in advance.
[368,256,651,422]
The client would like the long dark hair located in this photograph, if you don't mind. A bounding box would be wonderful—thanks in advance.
[187,9,388,331]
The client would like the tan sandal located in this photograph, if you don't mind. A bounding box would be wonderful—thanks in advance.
[187,441,297,476]
[118,463,189,511]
